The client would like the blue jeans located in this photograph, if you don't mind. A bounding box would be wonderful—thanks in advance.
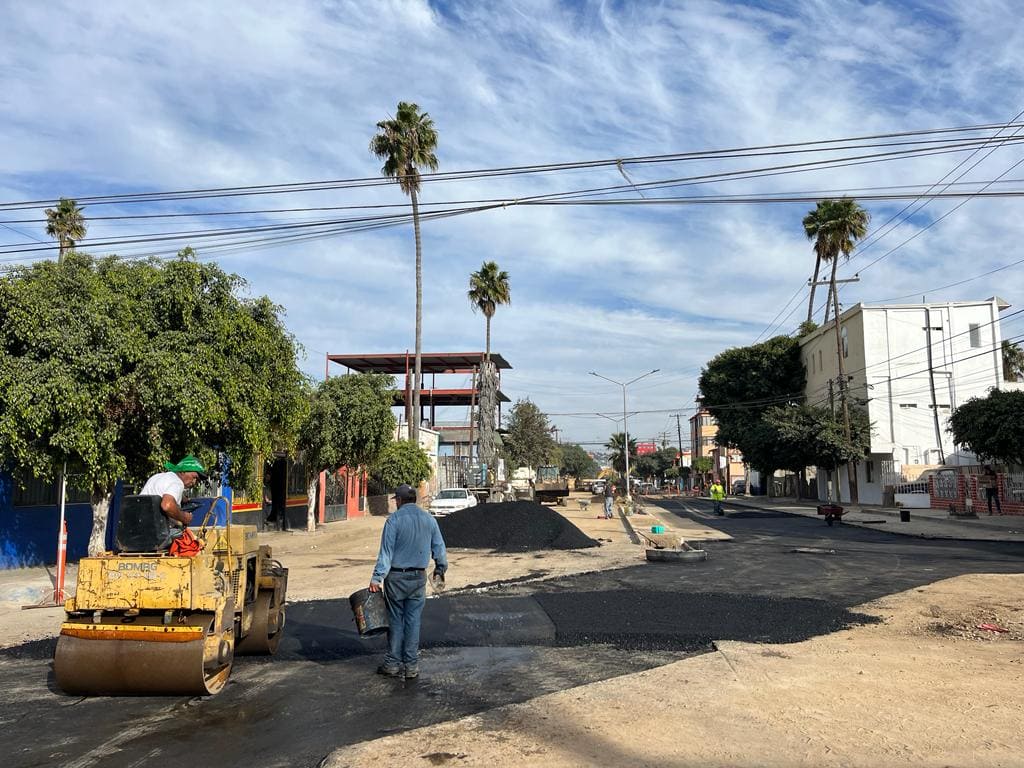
[603,497,614,518]
[383,570,427,667]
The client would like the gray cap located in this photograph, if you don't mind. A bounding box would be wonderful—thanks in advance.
[393,483,417,501]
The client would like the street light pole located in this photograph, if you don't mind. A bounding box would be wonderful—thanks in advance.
[590,369,659,502]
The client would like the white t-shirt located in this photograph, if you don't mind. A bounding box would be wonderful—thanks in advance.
[140,471,185,504]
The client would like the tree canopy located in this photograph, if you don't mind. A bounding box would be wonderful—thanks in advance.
[0,251,308,552]
[558,443,598,479]
[949,390,1024,467]
[299,373,396,474]
[605,432,637,474]
[468,260,510,359]
[503,399,556,469]
[45,197,86,264]
[372,440,432,492]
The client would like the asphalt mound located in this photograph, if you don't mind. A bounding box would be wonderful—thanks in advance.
[439,501,600,552]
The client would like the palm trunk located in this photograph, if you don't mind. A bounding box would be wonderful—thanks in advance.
[822,278,834,324]
[806,255,821,324]
[411,188,423,445]
[830,257,858,504]
[88,488,113,556]
[485,314,491,361]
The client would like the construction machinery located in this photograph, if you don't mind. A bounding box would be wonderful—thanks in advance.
[533,465,570,505]
[53,494,287,696]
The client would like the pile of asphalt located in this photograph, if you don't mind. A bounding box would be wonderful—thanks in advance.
[439,500,599,552]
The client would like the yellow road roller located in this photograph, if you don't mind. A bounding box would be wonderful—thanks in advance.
[54,495,287,696]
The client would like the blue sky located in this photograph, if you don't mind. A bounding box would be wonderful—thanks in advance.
[2,0,1023,450]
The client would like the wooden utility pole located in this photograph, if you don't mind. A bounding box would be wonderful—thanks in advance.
[828,276,858,504]
[671,413,685,490]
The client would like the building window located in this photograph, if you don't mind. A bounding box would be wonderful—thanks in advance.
[841,326,849,358]
[811,354,816,374]
[969,323,981,348]
[818,350,823,371]
[700,415,714,427]
[701,436,716,446]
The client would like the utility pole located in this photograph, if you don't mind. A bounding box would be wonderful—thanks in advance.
[671,413,685,490]
[810,275,859,324]
[924,308,946,463]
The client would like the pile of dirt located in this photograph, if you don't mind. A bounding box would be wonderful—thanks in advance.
[438,501,599,552]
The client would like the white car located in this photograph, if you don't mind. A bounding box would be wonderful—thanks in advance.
[428,488,478,516]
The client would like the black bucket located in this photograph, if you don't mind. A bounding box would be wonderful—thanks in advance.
[349,588,389,636]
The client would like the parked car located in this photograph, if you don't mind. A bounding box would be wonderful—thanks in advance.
[731,479,746,496]
[591,480,606,496]
[428,488,478,516]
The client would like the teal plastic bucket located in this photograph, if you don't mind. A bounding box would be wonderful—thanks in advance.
[651,525,666,534]
[349,588,389,636]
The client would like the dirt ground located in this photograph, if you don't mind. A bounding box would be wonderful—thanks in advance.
[327,573,1024,768]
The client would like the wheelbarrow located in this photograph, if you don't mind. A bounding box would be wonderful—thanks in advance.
[577,499,590,513]
[817,504,845,526]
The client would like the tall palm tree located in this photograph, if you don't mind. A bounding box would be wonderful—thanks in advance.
[44,197,86,264]
[801,203,830,324]
[605,432,637,474]
[467,261,511,361]
[805,197,870,502]
[370,102,439,444]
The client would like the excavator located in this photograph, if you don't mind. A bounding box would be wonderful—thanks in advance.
[53,493,287,696]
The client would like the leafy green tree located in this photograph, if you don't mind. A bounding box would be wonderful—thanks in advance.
[557,443,597,480]
[0,251,308,553]
[299,373,397,530]
[949,390,1024,467]
[44,197,86,264]
[504,399,556,470]
[604,432,637,474]
[692,456,714,485]
[370,102,439,447]
[698,335,805,470]
[372,440,432,493]
[1002,340,1024,382]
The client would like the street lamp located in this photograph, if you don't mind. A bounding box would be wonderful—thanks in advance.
[590,369,659,501]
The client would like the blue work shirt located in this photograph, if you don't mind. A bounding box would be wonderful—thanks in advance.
[371,502,448,585]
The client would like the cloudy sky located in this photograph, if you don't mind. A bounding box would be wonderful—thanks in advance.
[2,0,1023,451]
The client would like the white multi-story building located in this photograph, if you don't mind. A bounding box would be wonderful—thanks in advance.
[800,298,1009,505]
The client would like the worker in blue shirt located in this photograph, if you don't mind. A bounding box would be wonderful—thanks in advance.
[369,483,448,679]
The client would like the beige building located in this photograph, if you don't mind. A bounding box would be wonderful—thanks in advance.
[690,402,745,486]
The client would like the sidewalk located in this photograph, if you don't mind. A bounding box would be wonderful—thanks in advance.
[719,494,1024,543]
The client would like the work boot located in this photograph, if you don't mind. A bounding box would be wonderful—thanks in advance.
[377,664,402,678]
[403,664,419,679]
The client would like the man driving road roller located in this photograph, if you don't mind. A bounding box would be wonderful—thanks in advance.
[140,454,207,528]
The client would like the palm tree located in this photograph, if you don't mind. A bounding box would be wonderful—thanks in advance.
[44,197,86,264]
[467,261,511,361]
[802,203,831,324]
[804,197,869,502]
[370,102,439,444]
[605,432,637,474]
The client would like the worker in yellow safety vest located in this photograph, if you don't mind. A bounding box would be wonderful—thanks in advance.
[709,478,725,516]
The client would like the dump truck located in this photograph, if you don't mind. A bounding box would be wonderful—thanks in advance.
[53,494,287,696]
[534,465,569,505]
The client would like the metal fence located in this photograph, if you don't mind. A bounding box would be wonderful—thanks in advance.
[893,481,929,495]
[932,473,958,499]
[1006,473,1024,502]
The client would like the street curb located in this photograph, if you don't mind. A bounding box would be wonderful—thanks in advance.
[720,496,1024,544]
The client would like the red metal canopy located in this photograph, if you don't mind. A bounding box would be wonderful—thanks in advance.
[327,351,511,374]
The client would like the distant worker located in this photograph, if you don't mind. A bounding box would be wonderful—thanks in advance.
[369,483,448,680]
[981,465,1002,515]
[140,455,207,528]
[603,482,616,519]
[709,477,725,516]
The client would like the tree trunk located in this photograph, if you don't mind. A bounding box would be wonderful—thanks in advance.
[411,188,423,446]
[88,489,113,556]
[830,256,859,504]
[306,474,319,533]
[822,278,834,324]
[806,255,821,324]
[485,313,491,361]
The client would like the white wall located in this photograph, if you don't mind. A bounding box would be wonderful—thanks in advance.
[802,300,1005,502]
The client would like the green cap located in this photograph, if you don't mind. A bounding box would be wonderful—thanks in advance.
[163,455,208,478]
